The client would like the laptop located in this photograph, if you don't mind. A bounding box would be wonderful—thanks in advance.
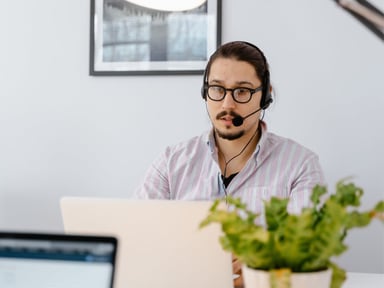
[60,198,233,288]
[0,231,117,288]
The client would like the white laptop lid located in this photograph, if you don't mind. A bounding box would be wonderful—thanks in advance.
[0,232,117,288]
[60,198,233,288]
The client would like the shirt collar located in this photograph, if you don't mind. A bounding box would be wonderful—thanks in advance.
[206,129,216,154]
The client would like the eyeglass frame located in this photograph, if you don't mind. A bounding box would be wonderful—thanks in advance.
[204,84,263,104]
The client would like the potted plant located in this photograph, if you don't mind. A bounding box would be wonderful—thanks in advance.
[199,180,384,288]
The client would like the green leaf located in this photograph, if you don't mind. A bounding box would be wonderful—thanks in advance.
[373,201,384,223]
[374,201,384,212]
[333,181,363,207]
[311,184,327,207]
[344,211,371,229]
[270,269,291,288]
[265,197,289,231]
[199,180,384,274]
[329,262,346,288]
[272,211,315,271]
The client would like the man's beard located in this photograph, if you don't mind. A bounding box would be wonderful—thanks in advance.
[214,110,245,140]
[214,127,244,140]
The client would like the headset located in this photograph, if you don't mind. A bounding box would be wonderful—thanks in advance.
[201,41,273,109]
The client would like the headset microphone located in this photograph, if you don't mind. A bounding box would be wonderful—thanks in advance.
[232,108,262,127]
[232,97,273,127]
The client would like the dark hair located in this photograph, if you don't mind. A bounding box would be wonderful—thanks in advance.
[201,41,272,108]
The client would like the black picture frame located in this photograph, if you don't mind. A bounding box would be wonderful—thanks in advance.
[89,0,222,76]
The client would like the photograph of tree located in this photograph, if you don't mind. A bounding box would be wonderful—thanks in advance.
[91,0,221,75]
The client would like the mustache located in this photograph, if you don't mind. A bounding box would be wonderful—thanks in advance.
[216,110,241,120]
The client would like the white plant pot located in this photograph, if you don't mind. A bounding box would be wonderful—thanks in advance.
[242,265,332,288]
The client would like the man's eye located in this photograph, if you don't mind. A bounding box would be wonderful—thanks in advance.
[236,88,249,95]
[210,86,224,93]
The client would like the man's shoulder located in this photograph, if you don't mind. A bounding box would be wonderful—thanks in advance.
[263,131,317,156]
[164,130,210,155]
[260,122,314,155]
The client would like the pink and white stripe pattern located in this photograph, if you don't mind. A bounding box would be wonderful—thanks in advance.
[135,122,325,215]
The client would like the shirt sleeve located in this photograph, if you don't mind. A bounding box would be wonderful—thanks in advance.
[133,150,171,199]
[287,153,326,214]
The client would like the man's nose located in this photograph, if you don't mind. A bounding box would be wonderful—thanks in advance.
[221,90,236,108]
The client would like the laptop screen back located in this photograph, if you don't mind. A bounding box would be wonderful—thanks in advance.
[60,198,233,288]
[0,232,117,288]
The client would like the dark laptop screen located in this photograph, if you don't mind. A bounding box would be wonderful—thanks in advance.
[0,232,117,288]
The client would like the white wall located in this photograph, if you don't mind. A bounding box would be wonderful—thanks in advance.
[0,0,383,273]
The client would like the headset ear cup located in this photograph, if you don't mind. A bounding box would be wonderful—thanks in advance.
[262,83,272,109]
[201,67,208,100]
[201,84,207,100]
[263,94,273,109]
[261,68,272,109]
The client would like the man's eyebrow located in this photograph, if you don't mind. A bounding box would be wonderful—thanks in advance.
[208,79,255,86]
[235,80,255,86]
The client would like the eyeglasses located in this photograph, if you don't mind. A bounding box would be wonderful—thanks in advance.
[205,85,263,104]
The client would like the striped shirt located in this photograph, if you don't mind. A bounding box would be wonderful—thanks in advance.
[134,122,325,216]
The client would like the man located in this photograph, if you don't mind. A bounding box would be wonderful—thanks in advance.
[135,41,325,284]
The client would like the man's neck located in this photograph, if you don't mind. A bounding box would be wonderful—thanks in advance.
[215,126,260,177]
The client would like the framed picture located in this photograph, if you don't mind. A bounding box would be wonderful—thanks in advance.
[90,0,222,76]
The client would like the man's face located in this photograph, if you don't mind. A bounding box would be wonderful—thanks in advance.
[206,57,263,140]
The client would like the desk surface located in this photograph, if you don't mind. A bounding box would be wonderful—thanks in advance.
[234,272,383,288]
[343,272,383,288]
